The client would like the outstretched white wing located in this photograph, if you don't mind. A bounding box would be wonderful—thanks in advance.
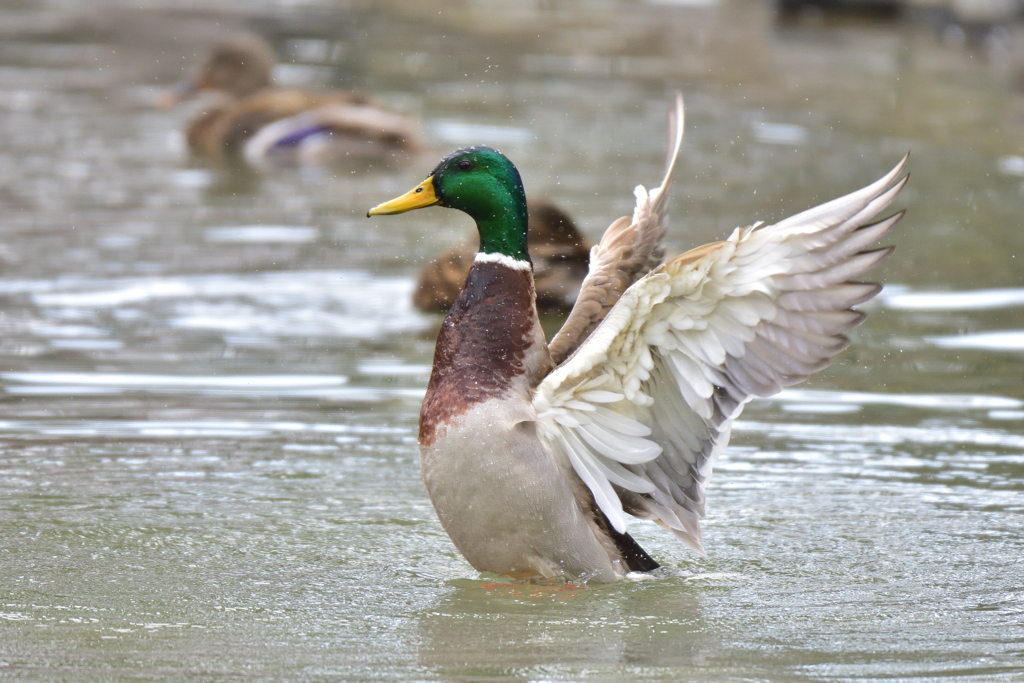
[534,156,908,553]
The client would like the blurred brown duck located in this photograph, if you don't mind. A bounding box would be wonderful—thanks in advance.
[162,33,421,165]
[414,200,591,313]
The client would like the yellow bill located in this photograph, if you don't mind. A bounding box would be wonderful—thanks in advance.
[367,177,440,217]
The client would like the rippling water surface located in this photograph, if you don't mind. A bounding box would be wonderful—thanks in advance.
[1,0,1023,680]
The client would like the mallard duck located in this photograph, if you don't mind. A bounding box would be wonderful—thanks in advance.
[368,94,907,582]
[162,33,421,165]
[414,200,592,313]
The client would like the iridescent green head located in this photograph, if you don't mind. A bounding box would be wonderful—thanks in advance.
[368,146,530,264]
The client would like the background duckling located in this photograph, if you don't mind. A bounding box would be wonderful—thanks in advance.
[414,200,591,314]
[161,33,421,166]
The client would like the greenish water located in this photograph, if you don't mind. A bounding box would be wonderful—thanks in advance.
[1,1,1023,680]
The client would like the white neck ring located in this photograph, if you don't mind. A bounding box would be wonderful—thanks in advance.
[474,252,532,271]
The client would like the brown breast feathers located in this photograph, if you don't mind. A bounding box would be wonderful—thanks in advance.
[419,260,537,447]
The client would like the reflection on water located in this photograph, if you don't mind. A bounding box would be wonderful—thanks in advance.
[1,0,1023,680]
[417,580,720,676]
[928,330,1024,350]
[882,287,1024,311]
[0,270,428,347]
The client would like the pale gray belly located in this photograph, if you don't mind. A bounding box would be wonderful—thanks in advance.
[419,399,621,582]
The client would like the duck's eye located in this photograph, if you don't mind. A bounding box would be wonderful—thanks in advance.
[457,160,473,171]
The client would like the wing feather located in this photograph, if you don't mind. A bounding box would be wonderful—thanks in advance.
[560,430,628,533]
[548,93,685,366]
[778,282,881,311]
[535,154,908,554]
